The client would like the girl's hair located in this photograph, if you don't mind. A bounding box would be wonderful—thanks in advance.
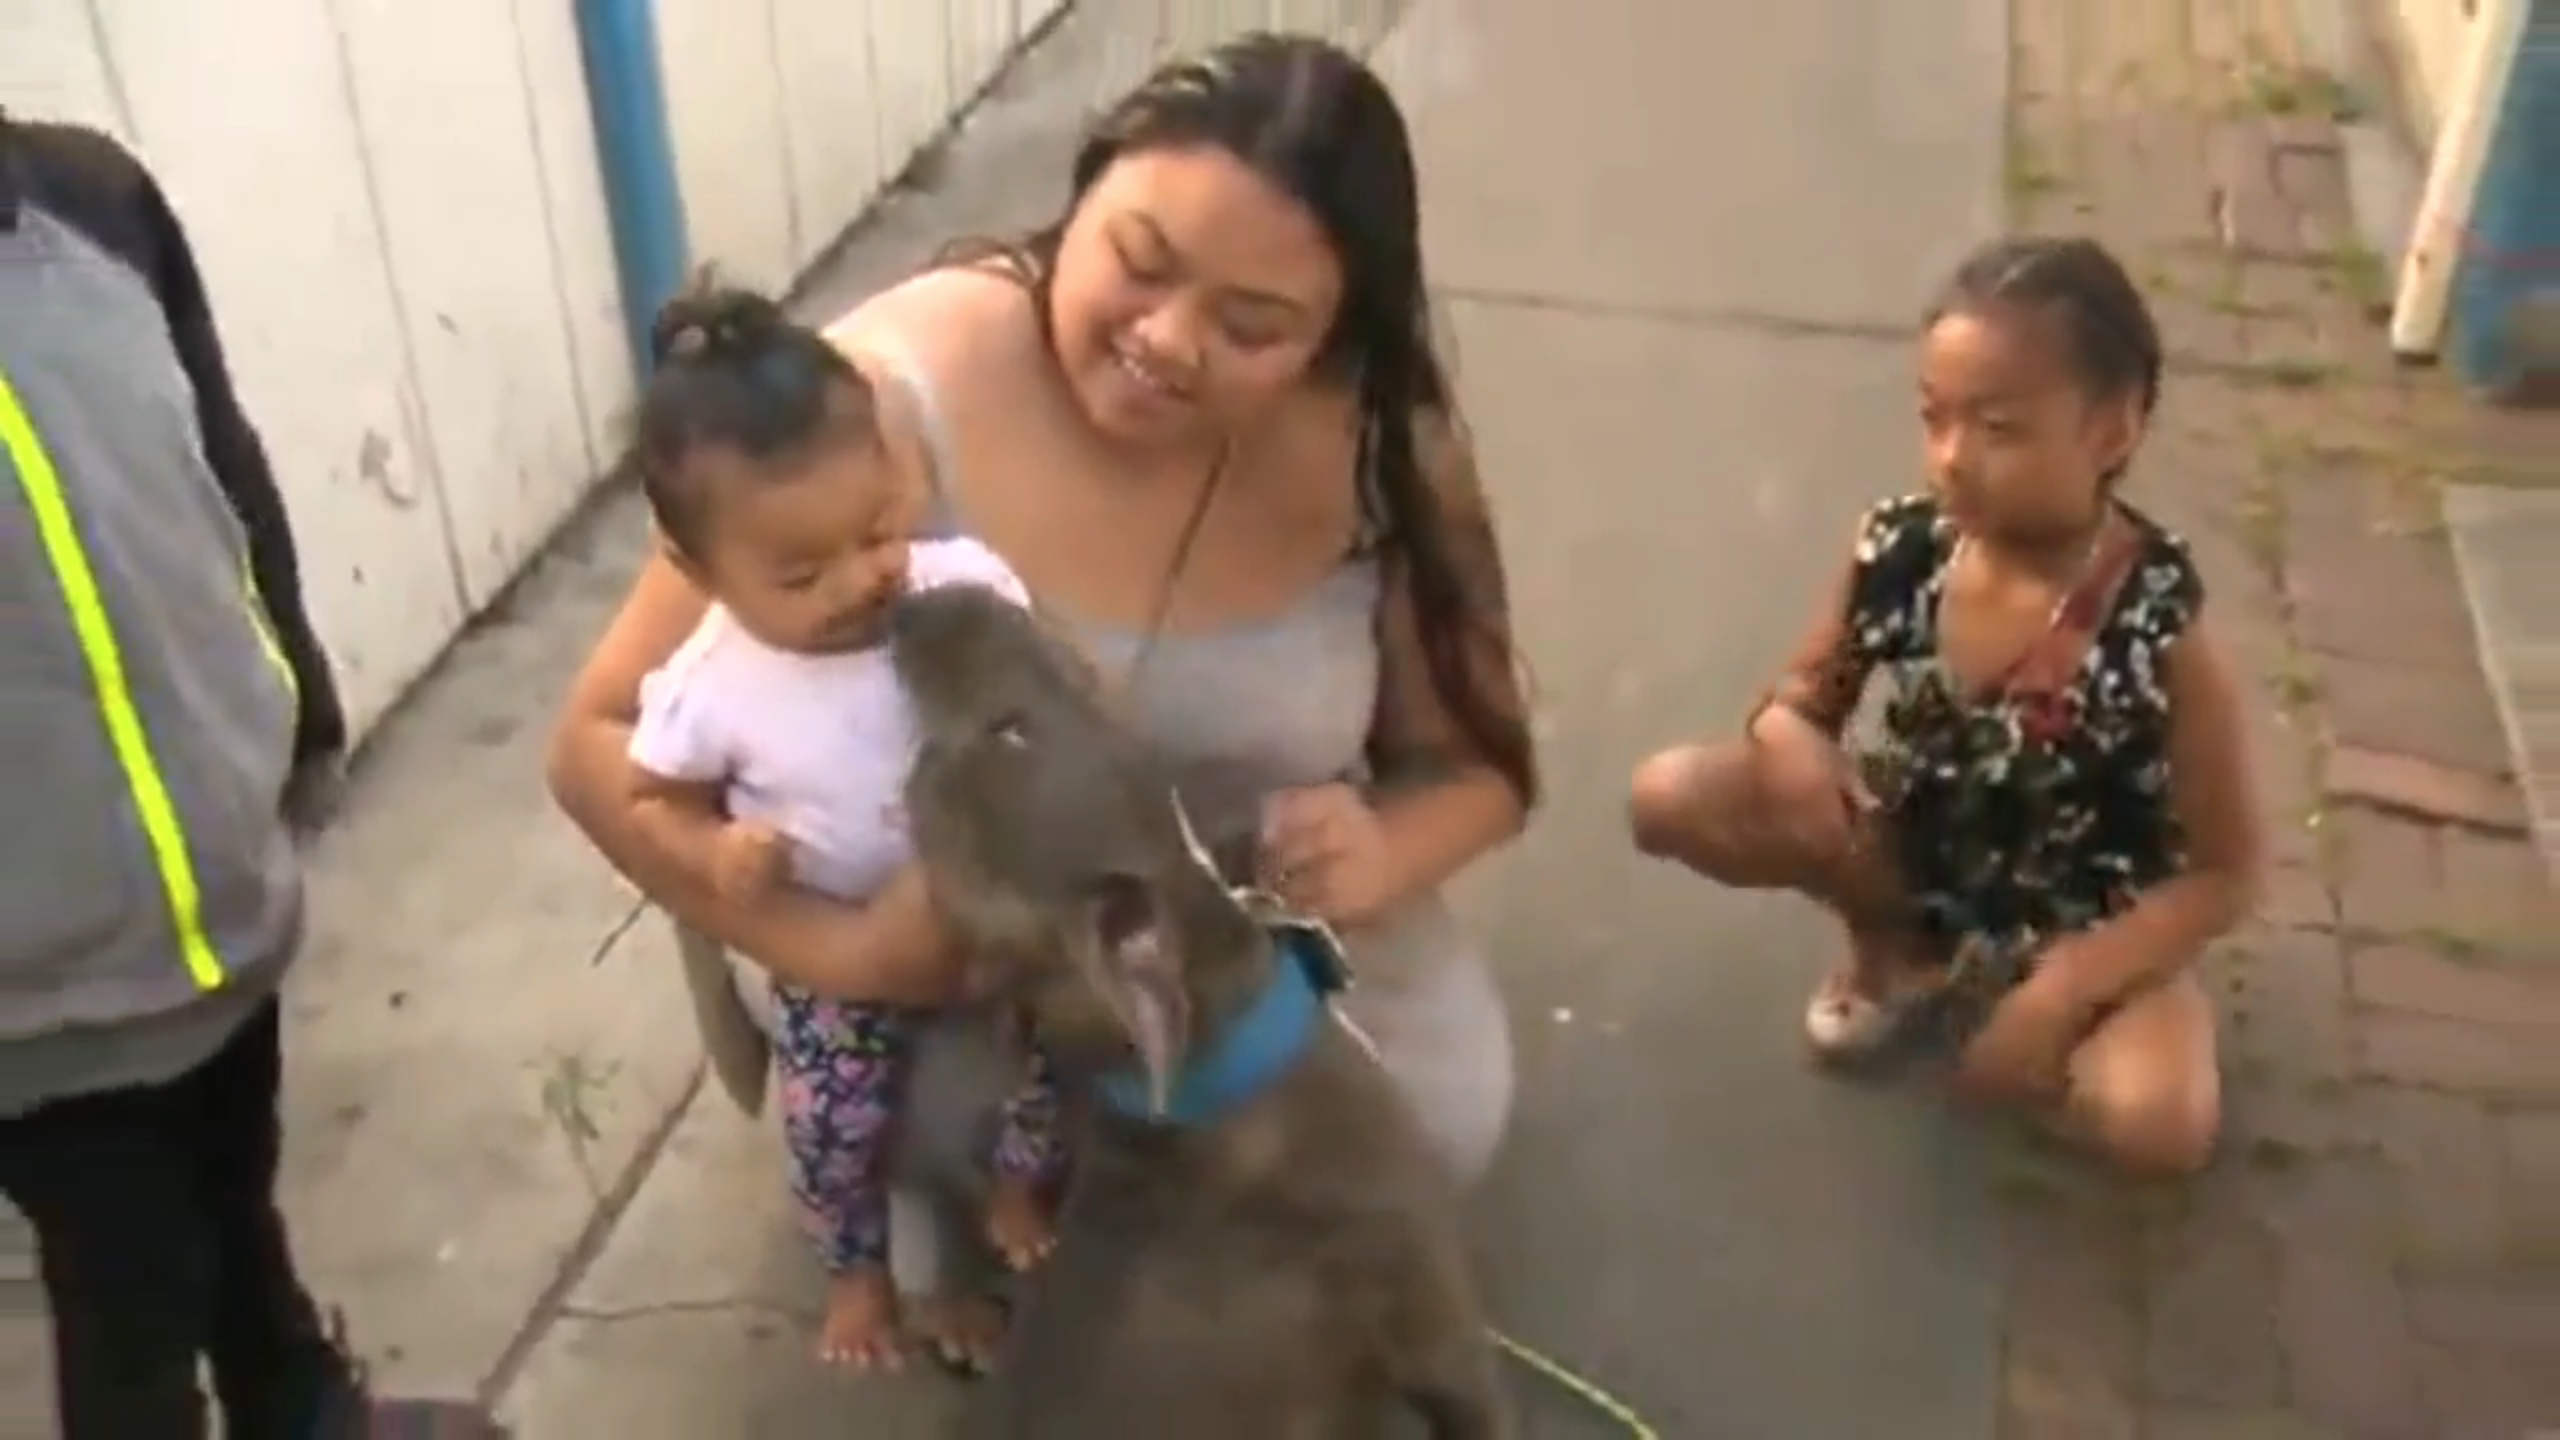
[1926,236,2164,483]
[622,275,880,558]
[945,33,1536,804]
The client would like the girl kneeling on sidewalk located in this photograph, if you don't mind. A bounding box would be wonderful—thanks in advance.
[1628,235,2262,1178]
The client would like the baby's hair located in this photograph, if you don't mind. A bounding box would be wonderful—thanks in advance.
[622,272,880,558]
[1927,236,2164,483]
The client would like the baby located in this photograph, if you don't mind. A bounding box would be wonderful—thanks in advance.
[617,282,1060,1368]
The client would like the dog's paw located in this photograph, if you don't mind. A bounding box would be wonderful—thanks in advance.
[913,1293,1012,1379]
[985,1180,1058,1272]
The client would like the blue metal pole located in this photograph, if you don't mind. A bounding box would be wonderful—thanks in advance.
[574,0,691,382]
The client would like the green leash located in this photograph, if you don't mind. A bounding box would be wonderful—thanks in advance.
[1488,1325,1657,1437]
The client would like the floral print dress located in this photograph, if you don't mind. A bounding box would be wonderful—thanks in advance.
[1839,495,2204,1024]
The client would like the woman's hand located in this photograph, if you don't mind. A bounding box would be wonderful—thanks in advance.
[1258,783,1401,930]
[1951,964,2095,1106]
[840,866,969,1006]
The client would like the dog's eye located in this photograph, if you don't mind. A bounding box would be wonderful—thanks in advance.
[991,714,1030,748]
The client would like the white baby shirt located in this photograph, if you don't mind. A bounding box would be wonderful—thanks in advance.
[626,537,1030,902]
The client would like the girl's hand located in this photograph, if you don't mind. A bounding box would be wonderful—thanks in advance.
[1748,703,1869,861]
[1258,783,1399,929]
[1951,967,2092,1106]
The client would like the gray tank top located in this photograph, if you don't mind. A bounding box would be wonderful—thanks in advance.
[873,339,1474,1000]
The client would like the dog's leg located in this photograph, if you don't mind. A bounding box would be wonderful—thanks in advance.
[1398,1326,1508,1440]
[1385,1256,1512,1440]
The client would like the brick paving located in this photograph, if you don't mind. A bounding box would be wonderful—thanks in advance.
[2000,0,2560,1436]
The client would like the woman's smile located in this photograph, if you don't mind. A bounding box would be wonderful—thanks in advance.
[1107,340,1197,408]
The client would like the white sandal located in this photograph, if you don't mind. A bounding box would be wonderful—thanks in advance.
[1802,974,1915,1060]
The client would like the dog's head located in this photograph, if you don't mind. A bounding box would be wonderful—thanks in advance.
[890,584,1260,1114]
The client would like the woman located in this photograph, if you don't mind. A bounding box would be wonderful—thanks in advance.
[545,34,1532,1363]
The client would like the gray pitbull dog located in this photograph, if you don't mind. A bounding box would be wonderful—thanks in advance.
[886,582,1512,1440]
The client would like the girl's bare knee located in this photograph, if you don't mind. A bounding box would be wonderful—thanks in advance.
[1626,747,1712,859]
[2082,1075,2219,1176]
[1629,742,1837,896]
[2070,981,2223,1177]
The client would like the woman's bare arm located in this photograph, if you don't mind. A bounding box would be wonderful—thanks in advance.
[2043,611,2265,1006]
[542,503,957,1005]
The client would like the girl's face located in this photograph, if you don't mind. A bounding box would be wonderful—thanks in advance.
[1918,304,2142,543]
[679,432,925,655]
[1047,145,1346,450]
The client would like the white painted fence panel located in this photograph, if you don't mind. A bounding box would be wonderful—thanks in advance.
[80,0,473,728]
[2,0,1042,736]
[1,0,1402,737]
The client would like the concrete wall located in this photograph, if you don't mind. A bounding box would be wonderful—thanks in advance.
[1,0,1057,738]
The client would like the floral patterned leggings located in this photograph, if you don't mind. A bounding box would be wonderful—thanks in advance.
[773,986,1061,1273]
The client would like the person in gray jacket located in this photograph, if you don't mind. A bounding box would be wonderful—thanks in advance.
[0,112,503,1438]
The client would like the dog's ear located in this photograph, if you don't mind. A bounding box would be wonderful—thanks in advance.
[1071,884,1192,1116]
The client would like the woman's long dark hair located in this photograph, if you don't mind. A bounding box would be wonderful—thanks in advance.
[947,33,1537,806]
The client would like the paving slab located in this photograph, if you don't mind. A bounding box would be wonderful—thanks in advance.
[267,513,706,1399]
[1372,0,2009,335]
[1448,299,2001,1437]
[2444,484,2560,884]
[498,1095,960,1438]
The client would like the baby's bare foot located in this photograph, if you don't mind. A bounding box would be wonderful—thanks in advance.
[985,1177,1056,1272]
[816,1267,905,1372]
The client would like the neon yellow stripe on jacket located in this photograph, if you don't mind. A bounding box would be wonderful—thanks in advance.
[244,564,299,701]
[0,368,226,991]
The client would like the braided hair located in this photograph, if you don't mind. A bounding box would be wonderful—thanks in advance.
[1927,236,2164,485]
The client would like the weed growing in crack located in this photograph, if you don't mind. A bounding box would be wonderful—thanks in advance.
[538,1049,622,1200]
[2232,475,2290,583]
[2237,419,2352,885]
[2003,128,2062,214]
[2327,239,2392,317]
[2236,55,2363,123]
[2267,633,2323,709]
[2409,924,2491,964]
[2207,254,2249,317]
[2234,356,2349,391]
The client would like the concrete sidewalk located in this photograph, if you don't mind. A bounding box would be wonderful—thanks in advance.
[10,0,2015,1434]
[1987,2,2560,1436]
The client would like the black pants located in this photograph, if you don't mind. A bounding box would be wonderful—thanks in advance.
[0,999,349,1438]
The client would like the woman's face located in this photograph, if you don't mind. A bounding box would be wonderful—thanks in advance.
[1047,144,1347,449]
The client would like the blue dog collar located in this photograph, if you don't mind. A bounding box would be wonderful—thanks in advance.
[1093,927,1346,1127]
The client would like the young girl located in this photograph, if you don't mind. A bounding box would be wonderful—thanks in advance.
[1627,236,2261,1177]
[618,284,1061,1367]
